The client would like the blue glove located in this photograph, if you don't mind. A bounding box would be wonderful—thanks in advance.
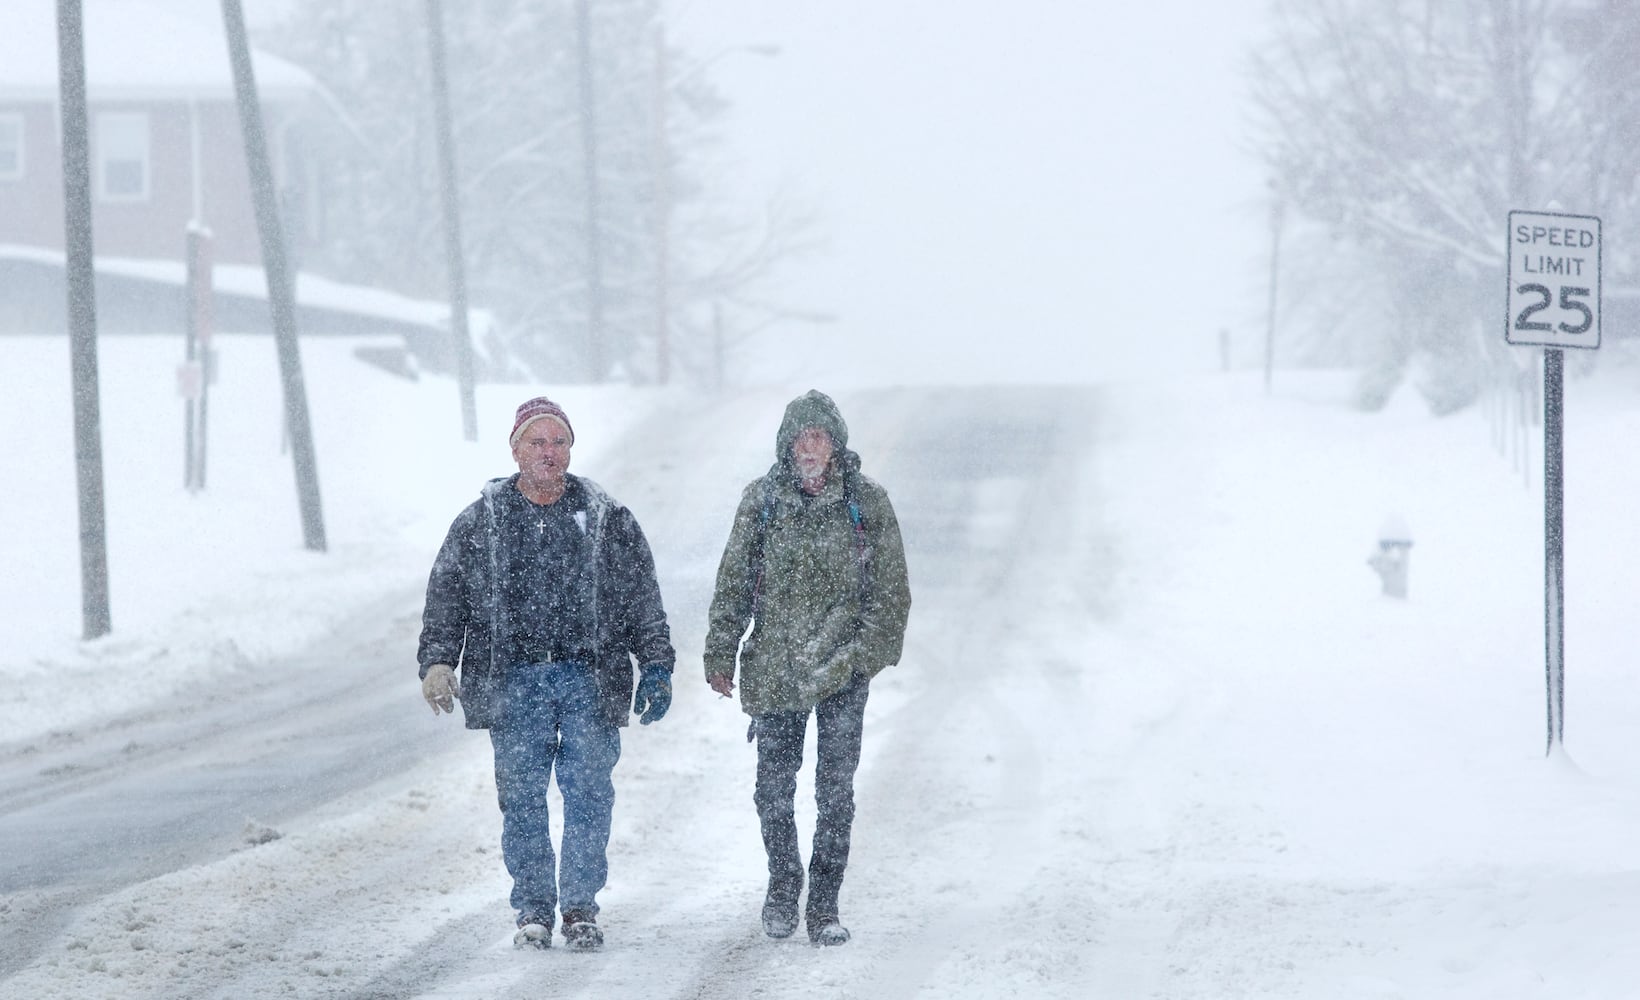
[633,664,672,725]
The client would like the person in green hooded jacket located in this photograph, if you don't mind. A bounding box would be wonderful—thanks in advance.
[704,390,912,946]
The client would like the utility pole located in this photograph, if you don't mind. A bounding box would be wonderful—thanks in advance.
[57,0,111,639]
[652,23,670,385]
[575,0,606,382]
[1264,187,1283,394]
[712,299,725,393]
[221,0,326,551]
[424,0,479,439]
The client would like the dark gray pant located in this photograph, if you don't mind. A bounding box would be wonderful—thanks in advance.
[753,673,870,920]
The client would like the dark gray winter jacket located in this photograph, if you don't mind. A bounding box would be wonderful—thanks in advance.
[418,473,675,729]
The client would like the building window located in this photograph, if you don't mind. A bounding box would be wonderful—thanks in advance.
[0,114,21,181]
[96,111,150,202]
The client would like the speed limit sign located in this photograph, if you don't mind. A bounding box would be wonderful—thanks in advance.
[1506,210,1601,349]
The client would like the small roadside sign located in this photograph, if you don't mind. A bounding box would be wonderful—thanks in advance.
[177,361,202,400]
[1506,210,1601,349]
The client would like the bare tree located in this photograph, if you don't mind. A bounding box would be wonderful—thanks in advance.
[266,0,807,385]
[1249,0,1640,411]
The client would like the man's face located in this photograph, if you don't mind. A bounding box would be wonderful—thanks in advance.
[512,418,572,491]
[791,426,834,484]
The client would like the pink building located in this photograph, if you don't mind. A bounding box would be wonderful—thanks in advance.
[0,0,338,267]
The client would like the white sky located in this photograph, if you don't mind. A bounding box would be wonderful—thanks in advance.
[665,0,1273,384]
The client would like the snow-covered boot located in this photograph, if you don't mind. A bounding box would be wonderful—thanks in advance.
[512,913,553,950]
[761,874,802,939]
[805,875,847,945]
[806,913,850,947]
[561,910,604,952]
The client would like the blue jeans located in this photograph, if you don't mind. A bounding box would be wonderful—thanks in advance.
[489,661,621,920]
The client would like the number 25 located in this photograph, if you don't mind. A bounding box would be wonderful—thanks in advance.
[1515,284,1592,335]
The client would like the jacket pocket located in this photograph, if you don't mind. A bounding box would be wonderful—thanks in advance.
[458,670,498,729]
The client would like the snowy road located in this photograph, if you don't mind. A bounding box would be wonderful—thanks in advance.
[0,383,1118,998]
[0,590,438,977]
[14,366,1640,998]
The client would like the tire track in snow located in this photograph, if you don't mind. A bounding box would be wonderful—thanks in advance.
[838,386,1117,996]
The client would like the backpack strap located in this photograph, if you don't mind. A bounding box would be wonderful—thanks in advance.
[842,470,870,607]
[743,474,779,621]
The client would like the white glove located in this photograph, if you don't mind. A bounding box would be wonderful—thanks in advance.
[422,663,459,715]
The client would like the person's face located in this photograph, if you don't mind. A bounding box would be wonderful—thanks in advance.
[512,418,572,492]
[791,426,835,484]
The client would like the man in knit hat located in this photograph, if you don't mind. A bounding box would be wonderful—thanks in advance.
[703,390,912,946]
[418,396,675,952]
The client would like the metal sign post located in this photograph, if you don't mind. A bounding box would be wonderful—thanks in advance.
[1542,347,1565,753]
[1504,209,1600,755]
[184,225,214,490]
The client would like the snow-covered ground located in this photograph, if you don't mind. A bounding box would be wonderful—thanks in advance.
[6,331,1640,998]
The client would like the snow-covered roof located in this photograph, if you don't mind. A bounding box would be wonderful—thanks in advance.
[0,242,482,330]
[0,0,317,103]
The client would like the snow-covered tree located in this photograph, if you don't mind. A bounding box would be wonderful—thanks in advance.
[1249,0,1640,411]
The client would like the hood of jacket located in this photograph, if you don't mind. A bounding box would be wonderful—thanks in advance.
[771,389,861,482]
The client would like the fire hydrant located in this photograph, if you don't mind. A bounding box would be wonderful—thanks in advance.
[1367,515,1413,599]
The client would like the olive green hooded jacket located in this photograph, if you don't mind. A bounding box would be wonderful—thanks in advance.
[704,391,912,714]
